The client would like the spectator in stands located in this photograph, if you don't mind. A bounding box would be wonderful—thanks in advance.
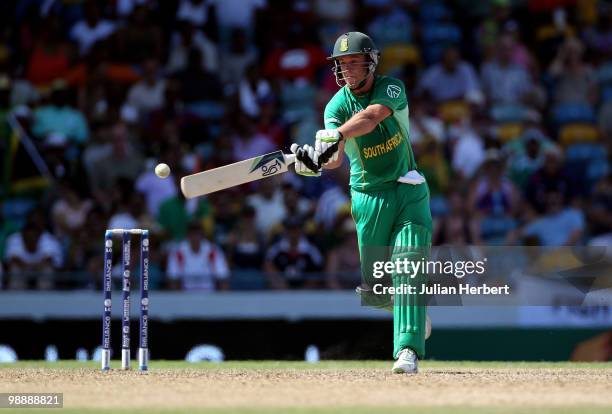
[26,16,73,87]
[504,128,557,190]
[115,4,163,64]
[166,21,219,75]
[157,168,212,241]
[88,122,145,207]
[69,0,116,56]
[176,0,215,28]
[172,48,223,103]
[42,132,75,180]
[50,179,93,243]
[468,150,520,242]
[71,206,108,284]
[63,41,140,92]
[264,217,323,289]
[409,96,446,147]
[525,146,569,214]
[4,220,62,289]
[254,95,284,147]
[416,137,450,209]
[231,114,274,161]
[504,22,536,73]
[247,177,287,236]
[434,190,478,245]
[365,1,413,49]
[325,215,360,289]
[586,174,612,247]
[449,119,486,180]
[220,28,257,84]
[313,0,354,23]
[32,80,89,145]
[211,0,266,47]
[417,46,482,104]
[314,167,350,231]
[476,0,514,62]
[583,5,612,57]
[108,179,154,231]
[548,37,597,107]
[208,189,243,245]
[481,34,533,105]
[146,84,186,145]
[238,63,272,117]
[127,59,166,121]
[166,221,230,291]
[266,181,313,241]
[226,205,265,271]
[283,181,313,230]
[509,191,585,246]
[135,162,178,218]
[263,24,327,83]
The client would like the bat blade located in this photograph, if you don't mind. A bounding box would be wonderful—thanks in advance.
[180,151,296,198]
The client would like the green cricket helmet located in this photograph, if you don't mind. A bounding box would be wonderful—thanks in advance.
[328,32,380,89]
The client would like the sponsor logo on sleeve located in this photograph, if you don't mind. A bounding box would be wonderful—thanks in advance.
[387,84,401,99]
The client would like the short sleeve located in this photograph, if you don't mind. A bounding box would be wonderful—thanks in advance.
[370,78,407,112]
[323,93,347,129]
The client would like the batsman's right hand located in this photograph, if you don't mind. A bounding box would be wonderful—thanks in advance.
[290,143,321,177]
[315,129,343,166]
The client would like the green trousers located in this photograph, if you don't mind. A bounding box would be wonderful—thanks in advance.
[351,181,432,359]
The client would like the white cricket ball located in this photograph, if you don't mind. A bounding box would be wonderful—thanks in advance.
[155,163,171,178]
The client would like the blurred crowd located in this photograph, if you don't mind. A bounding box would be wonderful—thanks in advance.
[0,0,610,291]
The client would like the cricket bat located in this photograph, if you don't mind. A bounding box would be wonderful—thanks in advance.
[180,151,297,198]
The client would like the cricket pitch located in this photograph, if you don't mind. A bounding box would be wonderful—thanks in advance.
[1,361,612,413]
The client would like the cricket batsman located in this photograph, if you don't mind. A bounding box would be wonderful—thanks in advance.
[290,32,432,373]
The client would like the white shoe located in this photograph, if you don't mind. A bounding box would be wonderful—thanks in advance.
[392,348,418,374]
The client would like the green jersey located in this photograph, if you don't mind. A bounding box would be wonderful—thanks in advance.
[324,75,417,192]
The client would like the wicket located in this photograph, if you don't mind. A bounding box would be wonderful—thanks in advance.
[101,229,149,371]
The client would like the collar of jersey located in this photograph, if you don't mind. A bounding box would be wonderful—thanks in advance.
[346,75,378,99]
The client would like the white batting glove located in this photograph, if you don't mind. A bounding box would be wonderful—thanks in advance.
[315,129,343,166]
[290,143,321,177]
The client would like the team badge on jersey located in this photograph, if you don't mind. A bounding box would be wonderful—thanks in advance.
[387,84,401,98]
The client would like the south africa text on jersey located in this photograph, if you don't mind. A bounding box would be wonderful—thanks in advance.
[362,132,402,159]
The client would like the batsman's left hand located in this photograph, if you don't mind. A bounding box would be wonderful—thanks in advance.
[290,143,321,176]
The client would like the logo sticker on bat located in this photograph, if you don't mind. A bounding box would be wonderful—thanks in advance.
[250,152,285,176]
